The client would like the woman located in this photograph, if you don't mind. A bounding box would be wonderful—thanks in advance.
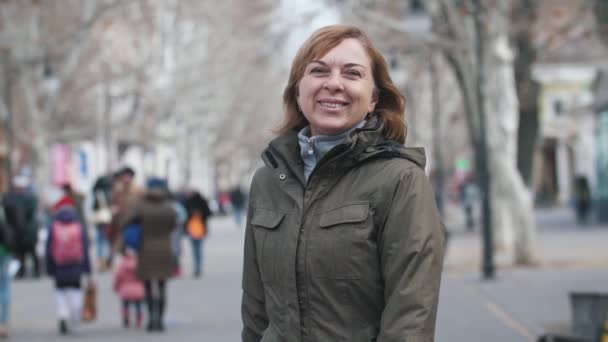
[241,25,445,342]
[120,177,176,332]
[0,199,14,338]
[184,191,212,277]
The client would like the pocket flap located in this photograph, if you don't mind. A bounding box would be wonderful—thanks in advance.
[251,208,285,229]
[319,203,369,228]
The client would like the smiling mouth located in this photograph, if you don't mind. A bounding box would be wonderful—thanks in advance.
[319,101,348,109]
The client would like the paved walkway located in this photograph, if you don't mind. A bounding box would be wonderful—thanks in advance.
[7,206,608,341]
[10,216,245,341]
[438,204,608,341]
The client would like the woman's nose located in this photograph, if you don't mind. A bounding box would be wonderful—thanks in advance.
[323,72,344,92]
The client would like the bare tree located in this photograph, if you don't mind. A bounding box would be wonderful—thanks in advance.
[2,0,290,192]
[596,0,608,47]
[0,0,130,191]
[428,0,536,266]
[511,0,540,187]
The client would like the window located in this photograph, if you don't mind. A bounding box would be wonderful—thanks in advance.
[553,99,564,116]
[362,0,376,10]
[410,0,424,13]
[390,55,399,70]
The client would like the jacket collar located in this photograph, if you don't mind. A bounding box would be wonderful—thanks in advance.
[262,114,427,183]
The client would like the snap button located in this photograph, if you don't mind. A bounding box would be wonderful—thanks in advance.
[279,174,286,180]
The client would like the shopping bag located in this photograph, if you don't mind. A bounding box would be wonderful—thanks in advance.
[7,259,20,278]
[91,191,112,224]
[82,280,97,322]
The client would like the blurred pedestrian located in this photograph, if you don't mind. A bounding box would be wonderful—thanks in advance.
[573,175,592,225]
[113,246,145,329]
[218,191,230,215]
[229,186,246,226]
[0,198,15,338]
[460,176,478,231]
[184,191,212,277]
[170,195,187,277]
[45,200,92,335]
[3,176,40,278]
[60,183,87,229]
[91,175,113,266]
[241,25,444,341]
[106,167,142,268]
[119,177,176,332]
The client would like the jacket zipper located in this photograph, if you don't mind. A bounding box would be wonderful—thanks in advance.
[307,139,314,156]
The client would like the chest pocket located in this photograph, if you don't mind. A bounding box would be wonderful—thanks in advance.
[312,203,375,280]
[251,208,285,284]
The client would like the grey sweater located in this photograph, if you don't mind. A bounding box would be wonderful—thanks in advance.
[297,120,366,180]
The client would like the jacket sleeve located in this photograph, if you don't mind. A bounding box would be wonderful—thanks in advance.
[241,206,268,342]
[201,198,212,220]
[82,224,91,274]
[378,167,445,342]
[45,225,55,276]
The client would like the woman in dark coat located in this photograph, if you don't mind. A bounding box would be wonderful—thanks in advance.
[121,177,176,332]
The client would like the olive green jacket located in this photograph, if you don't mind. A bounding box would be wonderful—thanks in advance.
[242,116,445,342]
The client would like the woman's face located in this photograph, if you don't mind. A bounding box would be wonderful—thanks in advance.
[297,38,377,136]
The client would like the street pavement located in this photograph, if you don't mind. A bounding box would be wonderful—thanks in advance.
[10,217,246,341]
[8,206,608,341]
[437,205,608,342]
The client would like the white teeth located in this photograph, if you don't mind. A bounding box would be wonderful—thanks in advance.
[320,102,344,108]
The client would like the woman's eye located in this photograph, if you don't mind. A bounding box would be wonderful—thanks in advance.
[345,70,361,77]
[310,67,326,74]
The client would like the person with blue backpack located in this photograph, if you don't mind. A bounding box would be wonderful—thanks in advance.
[45,197,91,335]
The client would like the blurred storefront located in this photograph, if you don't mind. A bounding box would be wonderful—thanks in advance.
[0,138,7,192]
[594,71,608,223]
[530,0,608,207]
[532,64,596,205]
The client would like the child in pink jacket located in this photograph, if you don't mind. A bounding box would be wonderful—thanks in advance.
[113,248,145,328]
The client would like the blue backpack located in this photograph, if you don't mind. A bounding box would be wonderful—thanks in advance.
[123,223,141,250]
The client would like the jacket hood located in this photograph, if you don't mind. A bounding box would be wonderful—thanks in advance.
[350,115,426,168]
[263,114,426,173]
[145,188,169,201]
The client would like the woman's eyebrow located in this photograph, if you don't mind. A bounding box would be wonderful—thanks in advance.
[344,63,366,69]
[309,60,328,66]
[309,60,366,69]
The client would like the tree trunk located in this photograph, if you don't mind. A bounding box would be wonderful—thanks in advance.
[485,12,537,265]
[516,100,539,186]
[20,73,52,196]
[512,0,540,187]
[430,53,445,217]
[595,0,608,47]
[433,0,538,266]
